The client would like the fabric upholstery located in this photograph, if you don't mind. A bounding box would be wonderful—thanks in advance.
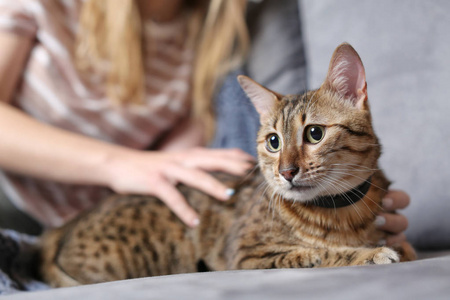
[6,255,450,300]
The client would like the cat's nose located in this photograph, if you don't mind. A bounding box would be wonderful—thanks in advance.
[280,167,299,182]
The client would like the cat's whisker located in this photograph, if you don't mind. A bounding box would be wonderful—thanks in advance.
[325,169,374,174]
[270,191,281,229]
[327,169,378,185]
[324,171,386,209]
[337,142,380,147]
[326,168,378,173]
[256,182,273,214]
[316,176,368,221]
[265,183,278,220]
[328,164,379,171]
[329,163,380,171]
[258,181,282,224]
[277,191,282,217]
[256,181,269,197]
[264,185,279,233]
[241,161,262,183]
[325,170,389,194]
[313,178,339,214]
[315,176,349,199]
[255,180,267,194]
[318,174,382,214]
[315,176,365,220]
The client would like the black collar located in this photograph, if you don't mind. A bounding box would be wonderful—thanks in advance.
[306,177,372,209]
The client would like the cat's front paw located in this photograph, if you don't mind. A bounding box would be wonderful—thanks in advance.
[277,250,322,268]
[364,247,399,265]
[298,252,322,268]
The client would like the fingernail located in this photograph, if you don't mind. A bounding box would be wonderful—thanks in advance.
[225,188,235,197]
[375,215,386,227]
[382,198,394,209]
[192,218,200,227]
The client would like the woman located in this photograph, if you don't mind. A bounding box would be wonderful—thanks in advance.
[0,0,408,246]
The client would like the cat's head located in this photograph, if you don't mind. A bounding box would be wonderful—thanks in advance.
[239,43,381,203]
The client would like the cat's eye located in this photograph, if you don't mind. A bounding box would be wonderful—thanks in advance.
[266,134,281,152]
[305,126,325,144]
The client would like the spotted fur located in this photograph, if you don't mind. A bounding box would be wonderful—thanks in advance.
[39,43,416,287]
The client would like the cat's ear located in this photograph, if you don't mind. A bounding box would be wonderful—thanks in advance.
[324,43,368,109]
[238,75,281,118]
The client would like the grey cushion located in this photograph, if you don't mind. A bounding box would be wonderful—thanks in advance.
[300,0,450,249]
[6,255,450,300]
[246,0,307,94]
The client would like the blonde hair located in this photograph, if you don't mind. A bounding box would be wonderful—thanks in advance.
[76,0,249,140]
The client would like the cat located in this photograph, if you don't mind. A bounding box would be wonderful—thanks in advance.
[39,43,416,287]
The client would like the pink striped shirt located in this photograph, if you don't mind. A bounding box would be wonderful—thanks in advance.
[0,0,194,227]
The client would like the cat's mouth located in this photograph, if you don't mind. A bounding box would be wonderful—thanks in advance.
[290,184,315,192]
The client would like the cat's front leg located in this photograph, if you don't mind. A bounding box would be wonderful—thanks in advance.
[232,246,324,269]
[231,246,399,270]
[320,246,400,267]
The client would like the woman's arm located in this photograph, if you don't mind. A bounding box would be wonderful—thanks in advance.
[0,102,128,186]
[0,32,253,227]
[0,31,128,187]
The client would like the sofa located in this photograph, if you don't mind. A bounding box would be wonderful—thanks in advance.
[2,0,450,299]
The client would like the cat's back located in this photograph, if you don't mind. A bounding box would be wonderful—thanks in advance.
[39,171,261,287]
[39,194,185,286]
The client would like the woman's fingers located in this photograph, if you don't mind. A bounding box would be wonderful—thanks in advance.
[376,189,411,240]
[110,149,252,227]
[375,212,409,234]
[167,165,234,201]
[176,148,255,176]
[171,148,254,176]
[153,179,199,228]
[189,156,254,175]
[382,190,410,211]
[154,165,235,227]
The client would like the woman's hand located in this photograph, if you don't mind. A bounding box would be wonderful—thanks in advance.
[375,190,410,246]
[106,147,255,227]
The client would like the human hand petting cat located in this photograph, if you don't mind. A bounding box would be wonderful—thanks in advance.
[377,190,410,246]
[106,143,409,237]
[106,147,254,227]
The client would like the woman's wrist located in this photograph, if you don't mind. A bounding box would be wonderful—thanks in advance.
[96,145,138,190]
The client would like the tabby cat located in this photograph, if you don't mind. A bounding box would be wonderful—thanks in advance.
[40,43,416,287]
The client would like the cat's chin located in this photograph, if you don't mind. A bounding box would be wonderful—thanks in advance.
[275,186,319,203]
